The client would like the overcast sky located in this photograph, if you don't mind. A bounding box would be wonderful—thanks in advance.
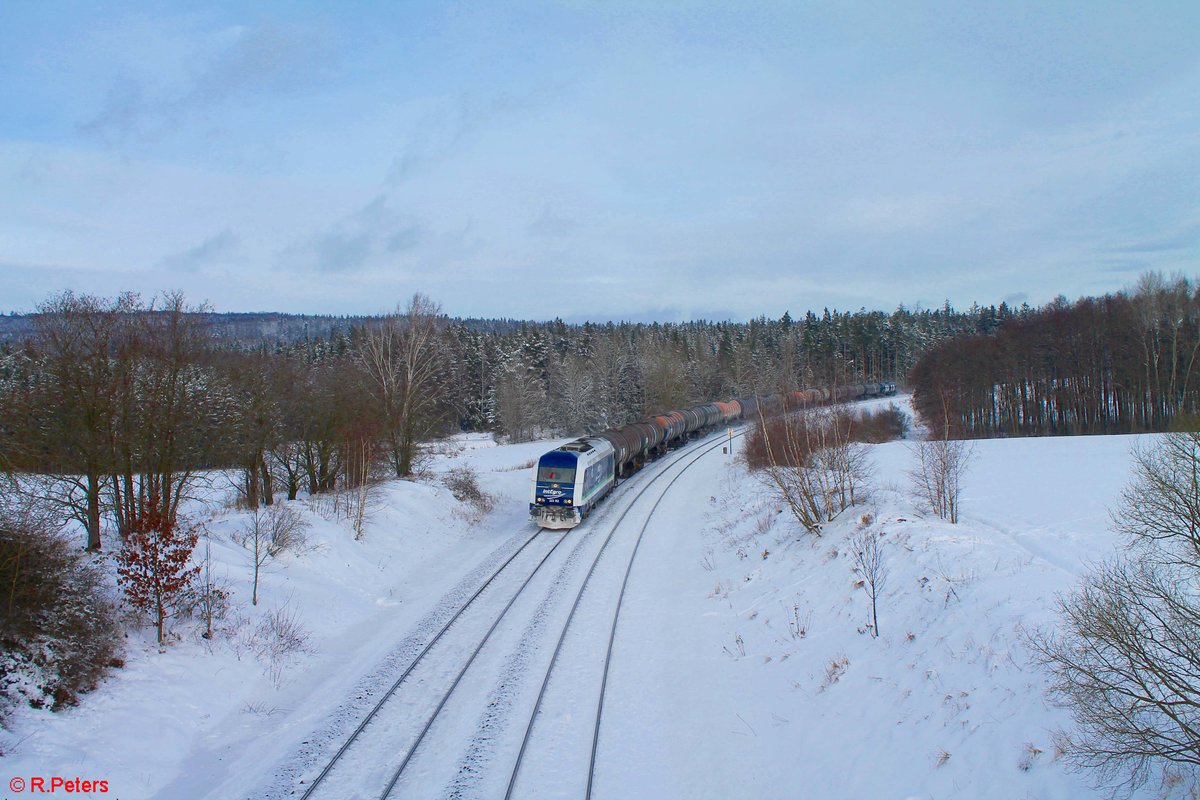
[1,1,1197,321]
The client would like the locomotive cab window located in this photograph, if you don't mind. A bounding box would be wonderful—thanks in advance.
[538,466,576,483]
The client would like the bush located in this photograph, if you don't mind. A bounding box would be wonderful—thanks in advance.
[444,467,497,519]
[744,407,871,533]
[0,500,119,718]
[115,495,201,645]
[248,605,311,688]
[744,405,906,471]
[855,404,909,443]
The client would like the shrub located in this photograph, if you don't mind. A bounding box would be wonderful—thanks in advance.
[115,494,201,645]
[745,407,871,533]
[744,405,906,471]
[248,605,311,688]
[444,467,497,519]
[0,499,119,718]
[855,404,909,443]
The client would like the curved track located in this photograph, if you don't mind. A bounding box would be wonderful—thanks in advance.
[295,428,734,800]
[504,429,744,800]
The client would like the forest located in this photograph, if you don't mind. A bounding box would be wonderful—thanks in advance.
[910,273,1200,438]
[0,289,994,551]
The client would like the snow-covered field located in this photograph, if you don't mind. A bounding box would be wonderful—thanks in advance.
[0,401,1161,799]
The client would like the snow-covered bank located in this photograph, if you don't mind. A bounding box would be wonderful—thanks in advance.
[601,429,1146,799]
[0,435,567,799]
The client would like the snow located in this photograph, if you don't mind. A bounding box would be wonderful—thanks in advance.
[0,411,1165,799]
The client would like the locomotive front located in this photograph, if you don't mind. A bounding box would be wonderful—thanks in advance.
[530,449,580,528]
[530,438,617,529]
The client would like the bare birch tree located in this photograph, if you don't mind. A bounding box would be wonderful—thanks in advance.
[908,437,973,523]
[357,293,447,477]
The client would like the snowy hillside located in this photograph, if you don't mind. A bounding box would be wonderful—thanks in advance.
[0,406,1158,799]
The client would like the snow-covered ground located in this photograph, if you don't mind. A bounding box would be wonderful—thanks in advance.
[0,403,1161,799]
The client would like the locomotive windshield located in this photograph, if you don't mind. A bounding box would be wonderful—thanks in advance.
[537,466,576,483]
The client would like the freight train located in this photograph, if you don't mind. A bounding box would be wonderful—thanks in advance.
[529,381,897,529]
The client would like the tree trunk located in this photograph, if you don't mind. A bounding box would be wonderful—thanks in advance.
[85,472,102,551]
[260,456,274,506]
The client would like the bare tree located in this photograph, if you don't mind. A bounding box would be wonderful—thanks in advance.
[219,351,280,510]
[1031,557,1200,793]
[494,364,547,443]
[25,292,138,549]
[908,437,973,523]
[1032,431,1200,792]
[357,293,448,477]
[850,530,888,638]
[110,292,219,533]
[754,403,871,534]
[550,352,598,435]
[1112,432,1200,565]
[234,504,310,605]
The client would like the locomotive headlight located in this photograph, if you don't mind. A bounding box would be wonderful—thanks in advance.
[565,499,572,505]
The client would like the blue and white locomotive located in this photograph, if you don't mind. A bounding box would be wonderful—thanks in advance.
[529,437,616,529]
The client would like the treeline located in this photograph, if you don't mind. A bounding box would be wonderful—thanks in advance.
[911,273,1200,437]
[0,289,1009,549]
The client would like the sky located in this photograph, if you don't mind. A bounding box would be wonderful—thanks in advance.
[1,1,1197,322]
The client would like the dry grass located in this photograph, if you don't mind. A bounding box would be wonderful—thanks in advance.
[495,458,538,473]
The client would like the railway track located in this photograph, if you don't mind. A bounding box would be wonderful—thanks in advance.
[293,429,734,800]
[504,429,744,800]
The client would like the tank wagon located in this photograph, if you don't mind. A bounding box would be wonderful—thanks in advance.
[530,383,893,528]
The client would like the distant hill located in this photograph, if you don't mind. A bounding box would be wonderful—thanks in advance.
[0,311,529,344]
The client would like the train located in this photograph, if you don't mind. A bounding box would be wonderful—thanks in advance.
[529,381,898,529]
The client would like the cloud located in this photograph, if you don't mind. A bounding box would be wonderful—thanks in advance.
[281,195,424,273]
[158,229,239,272]
[387,87,563,184]
[1003,292,1030,306]
[527,204,577,238]
[79,22,337,144]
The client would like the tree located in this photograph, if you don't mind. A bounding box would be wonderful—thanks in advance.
[110,292,218,532]
[850,530,888,638]
[1033,432,1200,792]
[219,351,281,510]
[494,363,547,443]
[1112,432,1200,565]
[357,293,448,477]
[25,292,138,549]
[115,494,201,646]
[908,437,973,524]
[234,504,309,605]
[750,402,870,534]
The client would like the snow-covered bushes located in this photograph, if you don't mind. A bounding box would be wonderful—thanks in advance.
[0,499,119,718]
[444,466,497,522]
